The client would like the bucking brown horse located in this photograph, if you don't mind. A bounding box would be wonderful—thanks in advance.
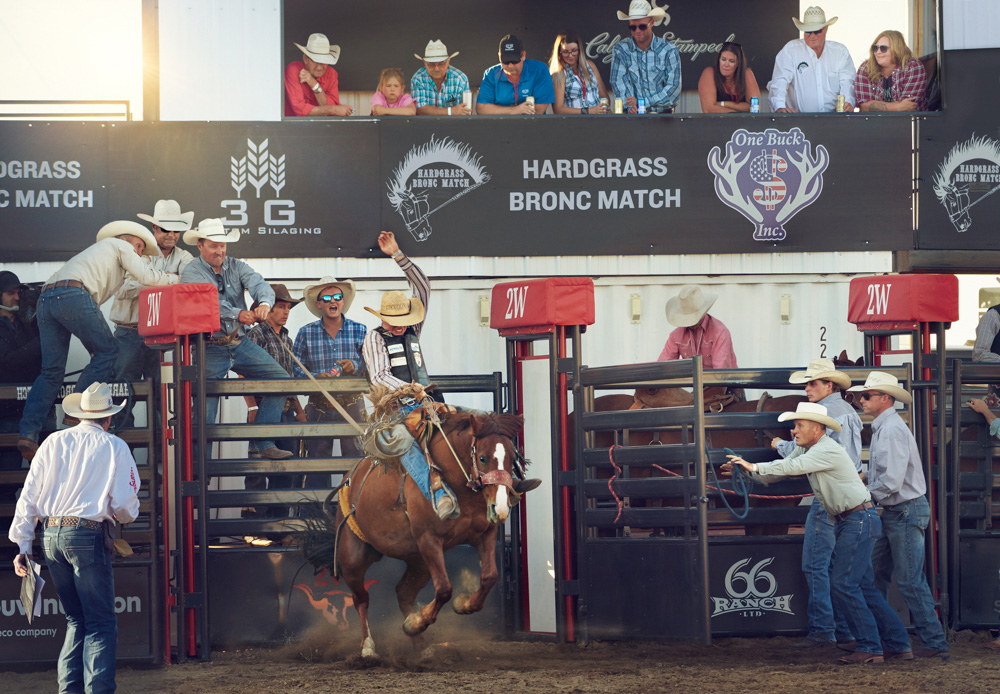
[302,410,526,659]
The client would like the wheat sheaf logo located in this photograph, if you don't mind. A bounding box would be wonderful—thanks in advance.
[932,134,1000,233]
[708,127,828,242]
[231,138,286,199]
[386,135,491,242]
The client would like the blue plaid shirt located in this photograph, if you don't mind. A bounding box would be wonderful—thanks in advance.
[558,62,601,109]
[610,35,681,108]
[410,66,470,108]
[292,318,367,378]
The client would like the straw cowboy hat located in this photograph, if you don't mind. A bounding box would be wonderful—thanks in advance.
[364,290,425,327]
[137,199,194,232]
[182,218,241,246]
[294,33,340,65]
[789,358,852,390]
[777,402,842,432]
[415,39,459,63]
[251,284,303,311]
[665,284,717,327]
[62,382,126,419]
[848,371,912,404]
[303,276,356,317]
[793,6,838,33]
[617,0,667,21]
[96,220,160,258]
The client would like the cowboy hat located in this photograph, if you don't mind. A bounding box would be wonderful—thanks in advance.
[183,218,241,246]
[415,39,459,63]
[777,402,842,432]
[62,382,126,419]
[789,358,852,390]
[303,276,356,317]
[847,371,912,404]
[665,285,718,327]
[250,284,303,311]
[364,290,425,327]
[792,6,838,33]
[617,0,667,21]
[294,33,340,65]
[96,220,160,258]
[137,199,194,232]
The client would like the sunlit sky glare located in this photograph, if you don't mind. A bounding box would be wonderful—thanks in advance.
[805,0,913,68]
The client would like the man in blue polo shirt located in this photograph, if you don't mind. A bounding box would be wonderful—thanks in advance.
[477,34,554,115]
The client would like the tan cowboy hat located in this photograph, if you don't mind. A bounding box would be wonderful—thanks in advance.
[617,0,667,21]
[96,220,160,258]
[415,39,459,63]
[777,402,842,432]
[364,290,425,327]
[137,199,194,232]
[294,33,340,65]
[250,284,303,311]
[303,276,356,317]
[665,285,718,327]
[789,358,852,390]
[62,382,126,419]
[183,218,241,246]
[848,371,912,404]
[792,6,838,33]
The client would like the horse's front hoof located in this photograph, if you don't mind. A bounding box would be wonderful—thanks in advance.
[453,594,474,615]
[361,636,377,659]
[403,613,428,636]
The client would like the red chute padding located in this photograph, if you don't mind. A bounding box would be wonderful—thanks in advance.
[139,283,221,345]
[490,277,595,335]
[847,274,958,331]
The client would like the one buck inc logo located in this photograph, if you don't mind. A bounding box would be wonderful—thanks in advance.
[932,134,1000,233]
[708,127,829,242]
[711,557,794,618]
[221,138,315,235]
[386,135,491,243]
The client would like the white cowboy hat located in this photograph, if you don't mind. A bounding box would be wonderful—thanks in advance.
[303,276,356,317]
[183,218,241,246]
[665,285,718,327]
[847,371,912,404]
[617,0,667,21]
[62,382,126,419]
[415,39,459,63]
[792,6,838,33]
[364,290,425,327]
[137,199,194,232]
[96,220,160,258]
[789,358,852,390]
[294,33,341,65]
[777,402,842,432]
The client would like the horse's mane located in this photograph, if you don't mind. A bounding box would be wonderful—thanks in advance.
[439,410,523,440]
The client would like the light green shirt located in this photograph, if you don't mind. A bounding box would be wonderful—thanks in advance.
[754,434,870,516]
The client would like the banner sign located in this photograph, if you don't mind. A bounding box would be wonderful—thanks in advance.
[282,0,797,93]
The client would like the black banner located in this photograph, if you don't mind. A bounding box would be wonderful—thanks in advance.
[282,0,797,93]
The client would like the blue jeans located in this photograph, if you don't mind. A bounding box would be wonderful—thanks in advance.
[301,400,363,488]
[110,327,160,431]
[43,525,118,694]
[400,443,447,505]
[20,287,118,442]
[872,496,948,651]
[830,507,911,655]
[802,498,854,642]
[203,340,288,452]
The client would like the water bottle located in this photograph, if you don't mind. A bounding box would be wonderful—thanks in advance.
[328,362,343,377]
[750,96,760,114]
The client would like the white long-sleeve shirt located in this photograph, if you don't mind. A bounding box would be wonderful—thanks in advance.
[767,39,855,112]
[8,420,140,554]
[47,237,178,307]
[110,245,193,325]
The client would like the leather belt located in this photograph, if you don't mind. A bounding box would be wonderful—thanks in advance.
[46,516,102,530]
[42,279,86,293]
[833,500,875,523]
[115,322,139,331]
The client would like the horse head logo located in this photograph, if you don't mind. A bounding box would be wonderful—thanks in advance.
[932,134,1000,233]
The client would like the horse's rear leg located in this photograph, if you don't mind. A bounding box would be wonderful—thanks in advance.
[402,538,451,637]
[339,530,380,658]
[454,527,498,615]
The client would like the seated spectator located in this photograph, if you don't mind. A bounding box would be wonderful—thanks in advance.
[549,31,609,114]
[284,32,353,117]
[768,6,854,113]
[610,1,680,114]
[411,40,471,116]
[698,41,761,113]
[371,68,417,116]
[854,30,928,112]
[477,34,554,115]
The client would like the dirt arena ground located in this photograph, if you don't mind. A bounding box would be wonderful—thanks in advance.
[7,628,1000,694]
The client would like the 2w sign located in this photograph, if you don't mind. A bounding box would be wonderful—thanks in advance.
[847,275,959,329]
[489,277,595,334]
[865,283,891,316]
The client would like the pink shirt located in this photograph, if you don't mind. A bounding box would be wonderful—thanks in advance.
[284,61,340,117]
[370,91,415,114]
[657,314,738,368]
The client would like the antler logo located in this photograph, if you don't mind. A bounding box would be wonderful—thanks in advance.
[932,134,1000,233]
[708,127,828,242]
[386,135,491,242]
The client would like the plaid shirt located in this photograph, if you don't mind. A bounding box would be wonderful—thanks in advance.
[292,317,367,378]
[245,323,295,376]
[610,35,681,107]
[558,63,601,109]
[853,57,927,111]
[410,66,469,108]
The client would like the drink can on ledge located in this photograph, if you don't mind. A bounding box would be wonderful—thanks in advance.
[462,90,472,109]
[614,98,623,114]
[637,97,646,115]
[750,96,760,113]
[836,94,845,112]
[599,97,609,112]
[525,95,535,110]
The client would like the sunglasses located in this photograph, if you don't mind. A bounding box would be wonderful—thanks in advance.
[805,29,824,35]
[319,293,344,303]
[859,392,884,401]
[872,44,890,53]
[560,48,580,55]
[501,58,522,65]
[629,23,649,32]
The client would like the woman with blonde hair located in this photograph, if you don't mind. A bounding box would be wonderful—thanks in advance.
[548,31,609,114]
[854,30,927,112]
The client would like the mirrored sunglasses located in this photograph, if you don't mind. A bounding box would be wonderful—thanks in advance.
[320,293,344,302]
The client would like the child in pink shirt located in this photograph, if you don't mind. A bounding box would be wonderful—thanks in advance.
[371,68,417,115]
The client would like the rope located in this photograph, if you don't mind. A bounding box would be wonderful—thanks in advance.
[275,337,365,436]
[649,464,813,501]
[608,445,625,523]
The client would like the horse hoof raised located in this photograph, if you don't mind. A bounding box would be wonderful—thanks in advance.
[403,613,428,636]
[453,594,474,615]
